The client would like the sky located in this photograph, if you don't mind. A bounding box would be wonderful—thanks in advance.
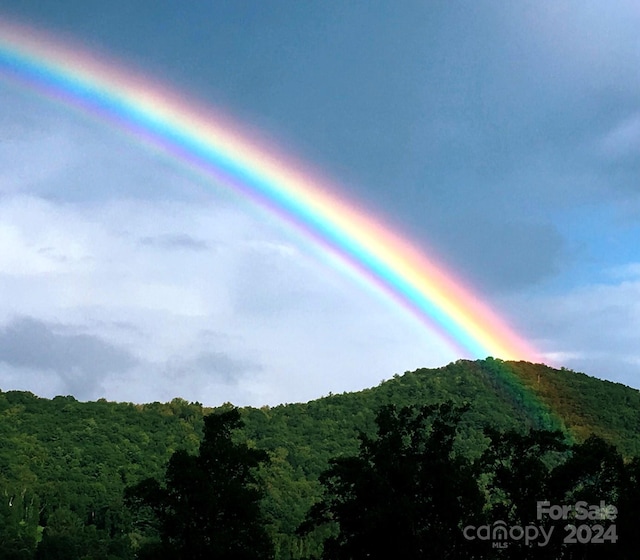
[0,1,639,407]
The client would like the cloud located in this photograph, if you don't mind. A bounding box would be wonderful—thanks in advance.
[0,174,451,407]
[600,113,640,161]
[589,113,640,202]
[164,350,260,385]
[512,271,640,388]
[608,264,640,281]
[0,87,81,195]
[0,316,138,399]
[0,84,209,204]
[418,216,565,294]
[232,239,327,315]
[138,233,210,251]
[98,334,270,406]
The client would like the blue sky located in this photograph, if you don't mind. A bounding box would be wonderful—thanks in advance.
[0,1,639,405]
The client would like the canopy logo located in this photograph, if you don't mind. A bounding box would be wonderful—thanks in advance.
[463,521,553,549]
[462,500,618,549]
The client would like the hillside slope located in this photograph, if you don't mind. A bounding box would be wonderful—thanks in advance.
[1,359,639,558]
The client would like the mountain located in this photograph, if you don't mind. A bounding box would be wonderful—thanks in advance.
[1,358,639,559]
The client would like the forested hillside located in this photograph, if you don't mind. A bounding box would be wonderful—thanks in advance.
[1,358,639,558]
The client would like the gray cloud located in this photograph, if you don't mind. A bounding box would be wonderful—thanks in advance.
[189,351,260,382]
[151,350,262,400]
[0,316,139,398]
[508,273,640,389]
[232,243,318,315]
[406,215,566,294]
[138,233,210,252]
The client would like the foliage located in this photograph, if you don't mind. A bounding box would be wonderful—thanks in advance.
[125,408,273,559]
[303,403,639,559]
[0,359,639,558]
[301,402,484,559]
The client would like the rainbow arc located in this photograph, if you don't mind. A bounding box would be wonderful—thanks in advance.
[0,20,541,363]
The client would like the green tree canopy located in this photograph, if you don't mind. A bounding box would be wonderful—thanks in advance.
[300,402,484,559]
[125,407,274,560]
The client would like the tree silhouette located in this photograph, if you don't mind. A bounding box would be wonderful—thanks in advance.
[547,435,624,559]
[300,402,484,559]
[480,428,569,559]
[617,456,640,559]
[125,407,273,560]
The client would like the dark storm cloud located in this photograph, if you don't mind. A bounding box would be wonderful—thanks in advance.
[427,217,565,293]
[0,316,138,397]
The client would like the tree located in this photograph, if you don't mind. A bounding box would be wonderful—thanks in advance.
[300,402,484,559]
[548,434,623,507]
[125,407,274,560]
[481,428,568,522]
[547,435,624,559]
[0,488,40,560]
[479,428,569,559]
[617,456,640,559]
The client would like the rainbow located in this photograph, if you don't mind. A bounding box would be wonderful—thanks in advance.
[0,20,542,362]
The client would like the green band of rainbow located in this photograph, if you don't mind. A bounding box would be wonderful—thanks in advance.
[0,20,542,362]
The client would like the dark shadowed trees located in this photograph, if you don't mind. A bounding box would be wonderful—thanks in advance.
[125,407,273,560]
[300,402,485,559]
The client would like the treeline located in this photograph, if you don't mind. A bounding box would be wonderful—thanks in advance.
[11,403,639,559]
[299,402,639,559]
[1,359,640,558]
